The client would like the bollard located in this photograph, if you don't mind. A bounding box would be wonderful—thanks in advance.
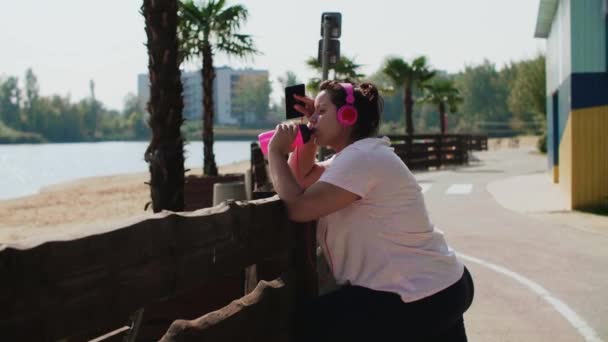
[212,181,247,206]
[244,169,253,201]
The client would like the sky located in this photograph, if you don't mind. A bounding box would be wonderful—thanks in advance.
[0,0,546,111]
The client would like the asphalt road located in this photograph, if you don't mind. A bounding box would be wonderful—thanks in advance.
[415,148,607,341]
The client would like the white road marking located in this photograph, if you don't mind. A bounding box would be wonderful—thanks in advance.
[458,252,603,342]
[446,184,473,195]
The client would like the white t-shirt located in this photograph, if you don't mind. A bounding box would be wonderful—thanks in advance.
[316,137,464,302]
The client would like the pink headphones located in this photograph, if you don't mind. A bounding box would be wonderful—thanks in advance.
[337,83,358,126]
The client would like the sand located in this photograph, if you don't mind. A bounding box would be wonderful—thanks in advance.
[0,160,250,244]
[0,135,540,245]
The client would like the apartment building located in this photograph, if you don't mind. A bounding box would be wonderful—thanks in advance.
[137,66,268,125]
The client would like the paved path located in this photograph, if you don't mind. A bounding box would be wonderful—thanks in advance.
[415,148,608,341]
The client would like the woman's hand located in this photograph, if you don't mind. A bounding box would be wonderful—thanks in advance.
[293,94,315,118]
[269,124,298,155]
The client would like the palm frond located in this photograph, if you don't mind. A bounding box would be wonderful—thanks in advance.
[378,84,396,96]
[216,33,258,58]
[305,55,364,81]
[306,57,321,70]
[177,0,257,62]
[420,77,462,112]
[180,1,206,26]
[382,57,411,86]
[412,56,428,69]
[307,78,321,95]
[215,5,248,33]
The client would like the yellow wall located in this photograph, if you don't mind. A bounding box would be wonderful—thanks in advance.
[560,105,608,209]
[552,166,559,183]
[559,113,574,207]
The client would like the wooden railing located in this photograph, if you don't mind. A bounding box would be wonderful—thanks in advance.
[387,134,487,170]
[253,133,488,183]
[0,198,317,341]
[468,134,489,151]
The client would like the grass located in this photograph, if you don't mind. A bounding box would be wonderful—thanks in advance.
[0,121,46,143]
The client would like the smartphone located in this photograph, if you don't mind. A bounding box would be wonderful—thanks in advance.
[285,84,306,119]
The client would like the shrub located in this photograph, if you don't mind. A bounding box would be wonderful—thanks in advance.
[537,131,547,154]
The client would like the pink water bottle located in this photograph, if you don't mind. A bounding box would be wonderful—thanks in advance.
[258,124,312,155]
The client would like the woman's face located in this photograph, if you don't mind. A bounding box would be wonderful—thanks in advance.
[309,90,349,148]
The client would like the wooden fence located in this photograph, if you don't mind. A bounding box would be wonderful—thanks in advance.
[386,134,487,170]
[468,134,489,151]
[254,134,488,187]
[1,134,489,340]
[0,198,317,341]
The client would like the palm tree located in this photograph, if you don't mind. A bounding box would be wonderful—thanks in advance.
[305,55,365,95]
[142,0,186,212]
[382,56,435,135]
[419,78,463,135]
[178,0,257,176]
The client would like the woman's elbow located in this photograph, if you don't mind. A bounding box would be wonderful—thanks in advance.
[287,208,311,222]
[286,203,316,222]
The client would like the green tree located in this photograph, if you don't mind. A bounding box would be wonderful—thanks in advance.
[0,76,22,129]
[0,71,152,143]
[454,60,512,134]
[277,71,300,88]
[142,0,186,212]
[419,78,463,135]
[123,93,145,116]
[231,74,272,127]
[508,55,546,133]
[273,71,301,120]
[305,55,365,95]
[123,93,149,139]
[63,99,86,141]
[366,67,405,124]
[382,56,436,135]
[22,68,40,131]
[82,80,102,139]
[179,0,258,176]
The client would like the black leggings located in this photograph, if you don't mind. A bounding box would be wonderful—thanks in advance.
[294,267,474,342]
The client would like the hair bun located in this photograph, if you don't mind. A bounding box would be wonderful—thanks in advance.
[358,82,383,116]
[359,83,378,102]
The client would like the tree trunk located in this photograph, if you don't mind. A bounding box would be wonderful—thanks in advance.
[404,85,414,135]
[202,43,218,176]
[142,0,185,213]
[439,101,447,135]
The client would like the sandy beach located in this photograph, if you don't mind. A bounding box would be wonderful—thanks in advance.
[0,160,250,244]
[0,136,539,245]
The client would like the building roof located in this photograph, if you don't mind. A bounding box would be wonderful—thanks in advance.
[534,0,559,38]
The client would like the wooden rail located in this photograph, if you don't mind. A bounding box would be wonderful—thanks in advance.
[468,134,489,151]
[387,134,487,170]
[0,198,317,341]
[251,134,488,186]
[160,278,291,342]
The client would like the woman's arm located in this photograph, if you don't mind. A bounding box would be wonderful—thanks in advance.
[288,142,325,189]
[269,150,359,222]
[286,93,325,188]
[268,124,359,222]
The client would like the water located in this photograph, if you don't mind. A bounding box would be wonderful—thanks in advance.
[0,141,252,200]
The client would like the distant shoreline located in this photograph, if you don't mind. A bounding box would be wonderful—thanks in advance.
[0,127,268,145]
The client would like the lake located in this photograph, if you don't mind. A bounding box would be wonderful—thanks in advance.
[0,141,252,200]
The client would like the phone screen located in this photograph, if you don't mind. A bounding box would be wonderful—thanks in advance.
[285,84,306,119]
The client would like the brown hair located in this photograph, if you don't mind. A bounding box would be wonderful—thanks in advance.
[319,80,383,141]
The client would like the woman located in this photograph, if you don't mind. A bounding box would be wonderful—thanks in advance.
[268,81,474,341]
